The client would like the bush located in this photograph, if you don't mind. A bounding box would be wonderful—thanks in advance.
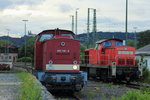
[18,72,41,100]
[17,57,32,62]
[140,85,150,94]
[140,67,150,83]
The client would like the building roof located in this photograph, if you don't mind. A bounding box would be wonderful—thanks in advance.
[0,44,18,48]
[136,44,150,55]
[137,44,150,52]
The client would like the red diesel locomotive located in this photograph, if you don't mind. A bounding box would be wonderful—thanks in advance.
[81,38,143,82]
[33,29,87,91]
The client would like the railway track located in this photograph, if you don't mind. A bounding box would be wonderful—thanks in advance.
[50,91,81,100]
[0,70,16,73]
[0,66,27,73]
[125,83,141,89]
[89,78,150,90]
[113,81,150,90]
[72,94,81,100]
[0,65,32,73]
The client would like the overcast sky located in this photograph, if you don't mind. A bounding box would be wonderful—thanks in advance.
[0,0,149,37]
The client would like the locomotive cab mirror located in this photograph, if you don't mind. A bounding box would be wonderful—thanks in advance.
[95,44,99,49]
[102,48,105,53]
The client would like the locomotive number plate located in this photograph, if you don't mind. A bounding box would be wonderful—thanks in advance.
[56,50,70,53]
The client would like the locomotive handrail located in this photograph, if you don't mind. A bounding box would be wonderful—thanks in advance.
[80,55,93,64]
[80,54,111,65]
[81,54,136,66]
[97,54,111,65]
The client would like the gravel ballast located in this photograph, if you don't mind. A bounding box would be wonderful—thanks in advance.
[0,73,56,100]
[0,74,21,100]
[75,81,133,100]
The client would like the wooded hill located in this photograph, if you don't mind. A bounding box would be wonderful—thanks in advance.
[0,32,135,47]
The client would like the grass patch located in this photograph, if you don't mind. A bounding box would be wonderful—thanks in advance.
[87,91,96,100]
[108,82,113,87]
[112,89,150,100]
[100,93,106,100]
[140,85,150,94]
[58,99,68,100]
[17,72,41,100]
[117,84,125,88]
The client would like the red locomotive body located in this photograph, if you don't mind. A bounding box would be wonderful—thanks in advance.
[33,29,87,91]
[34,29,80,71]
[81,39,142,82]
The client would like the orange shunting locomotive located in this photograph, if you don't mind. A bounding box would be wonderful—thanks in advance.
[81,38,143,82]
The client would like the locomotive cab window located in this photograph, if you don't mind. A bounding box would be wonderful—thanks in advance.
[102,41,112,47]
[116,41,123,46]
[61,33,74,39]
[39,34,53,42]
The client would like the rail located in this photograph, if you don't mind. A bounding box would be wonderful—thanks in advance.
[13,63,33,72]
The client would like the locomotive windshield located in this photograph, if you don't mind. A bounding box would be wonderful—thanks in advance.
[39,34,53,42]
[116,41,123,46]
[61,33,74,39]
[102,41,112,47]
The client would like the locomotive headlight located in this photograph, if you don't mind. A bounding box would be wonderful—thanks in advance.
[73,60,77,64]
[49,60,53,64]
[73,65,78,70]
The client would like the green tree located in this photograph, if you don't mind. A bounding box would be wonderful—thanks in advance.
[19,38,36,59]
[0,40,12,46]
[80,44,86,62]
[127,40,134,47]
[137,30,150,49]
[80,44,86,55]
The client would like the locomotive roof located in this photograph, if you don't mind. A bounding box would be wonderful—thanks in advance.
[96,38,123,44]
[38,29,75,35]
